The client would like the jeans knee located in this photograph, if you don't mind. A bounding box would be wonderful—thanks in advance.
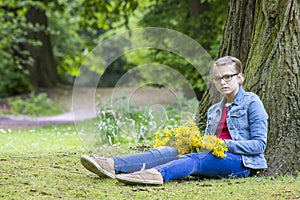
[155,146,178,156]
[181,151,211,160]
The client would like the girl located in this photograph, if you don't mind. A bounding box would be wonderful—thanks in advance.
[81,56,268,185]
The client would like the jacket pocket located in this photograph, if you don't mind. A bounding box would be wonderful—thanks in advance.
[231,109,247,117]
[230,109,248,130]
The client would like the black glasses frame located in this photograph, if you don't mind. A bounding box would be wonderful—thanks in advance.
[212,73,240,83]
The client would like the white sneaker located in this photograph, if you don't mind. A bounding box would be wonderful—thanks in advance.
[116,169,163,185]
[80,155,115,179]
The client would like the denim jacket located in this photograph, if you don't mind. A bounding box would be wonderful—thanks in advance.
[204,87,269,169]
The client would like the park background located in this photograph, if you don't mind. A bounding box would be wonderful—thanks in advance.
[0,0,299,199]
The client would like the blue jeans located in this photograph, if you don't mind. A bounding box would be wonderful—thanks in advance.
[113,146,250,183]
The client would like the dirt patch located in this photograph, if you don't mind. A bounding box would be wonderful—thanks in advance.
[47,86,180,110]
[0,87,181,130]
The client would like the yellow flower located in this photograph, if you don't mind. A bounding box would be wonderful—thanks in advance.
[153,120,228,158]
[153,129,174,148]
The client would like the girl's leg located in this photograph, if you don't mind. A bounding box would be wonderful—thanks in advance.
[155,151,250,182]
[113,146,178,174]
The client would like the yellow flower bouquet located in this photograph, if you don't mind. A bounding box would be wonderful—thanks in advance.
[153,120,228,158]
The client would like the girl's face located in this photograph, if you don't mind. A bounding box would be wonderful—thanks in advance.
[211,64,242,100]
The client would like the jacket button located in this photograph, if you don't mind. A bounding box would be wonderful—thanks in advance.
[235,136,238,140]
[229,126,234,130]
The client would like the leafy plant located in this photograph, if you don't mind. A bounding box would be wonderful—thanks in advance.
[96,92,198,145]
[1,92,63,117]
[0,0,37,97]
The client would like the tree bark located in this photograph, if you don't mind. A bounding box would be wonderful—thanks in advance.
[24,6,60,88]
[246,0,300,175]
[218,0,256,64]
[196,0,300,175]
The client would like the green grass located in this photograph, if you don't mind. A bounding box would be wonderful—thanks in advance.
[0,124,299,200]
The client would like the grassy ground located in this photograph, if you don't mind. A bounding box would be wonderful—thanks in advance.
[0,124,299,200]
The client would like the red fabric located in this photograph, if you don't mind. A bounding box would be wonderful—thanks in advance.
[217,106,232,140]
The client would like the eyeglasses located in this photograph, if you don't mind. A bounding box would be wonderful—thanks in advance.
[212,73,240,83]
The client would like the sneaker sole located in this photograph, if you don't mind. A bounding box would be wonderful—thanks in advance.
[80,155,115,179]
[116,174,163,185]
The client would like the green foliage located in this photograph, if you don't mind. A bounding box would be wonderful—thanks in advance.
[96,92,198,146]
[1,92,63,116]
[139,0,227,56]
[0,0,36,97]
[1,0,227,97]
[0,0,138,96]
[121,0,227,95]
[123,49,208,94]
[46,0,139,80]
[96,104,167,145]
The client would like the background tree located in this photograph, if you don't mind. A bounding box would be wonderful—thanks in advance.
[24,4,60,88]
[196,0,300,175]
[0,0,137,97]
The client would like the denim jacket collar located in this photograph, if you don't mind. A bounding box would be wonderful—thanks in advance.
[219,87,245,108]
[232,87,245,106]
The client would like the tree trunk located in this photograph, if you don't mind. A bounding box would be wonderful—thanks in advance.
[24,6,60,88]
[187,0,210,46]
[246,0,300,175]
[195,0,256,130]
[195,0,300,175]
